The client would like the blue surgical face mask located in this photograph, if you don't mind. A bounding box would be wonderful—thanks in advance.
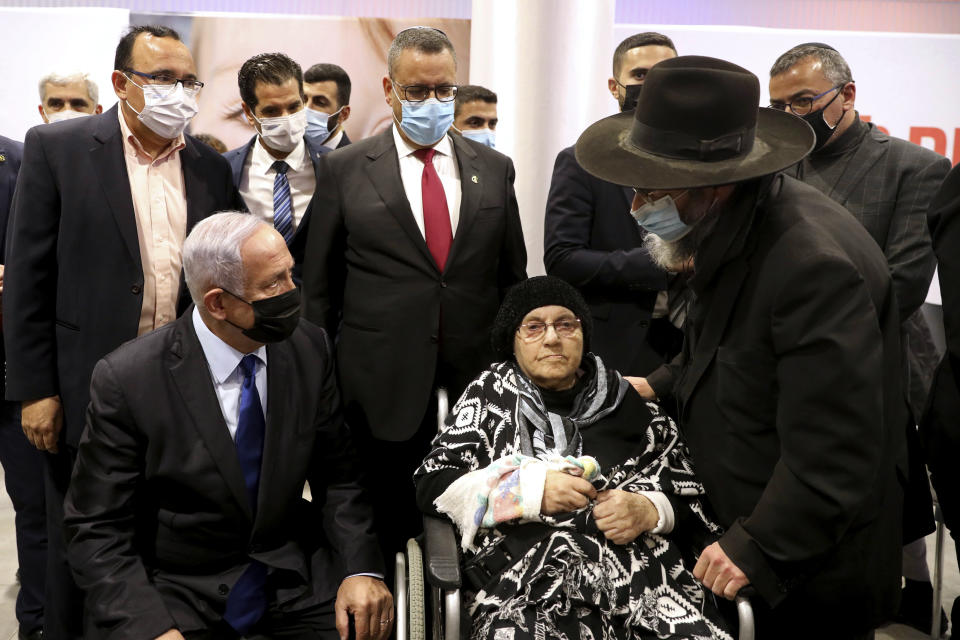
[305,106,343,146]
[460,127,496,149]
[630,192,692,242]
[393,87,455,146]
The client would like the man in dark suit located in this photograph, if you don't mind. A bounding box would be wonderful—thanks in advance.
[924,163,960,627]
[224,53,328,276]
[64,212,391,640]
[581,56,906,637]
[3,26,240,639]
[769,42,951,631]
[304,63,353,150]
[302,26,527,567]
[544,32,680,379]
[0,135,46,640]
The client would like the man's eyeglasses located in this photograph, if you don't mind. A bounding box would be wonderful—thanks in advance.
[124,69,205,94]
[633,187,689,205]
[517,318,582,341]
[769,84,843,116]
[392,81,458,103]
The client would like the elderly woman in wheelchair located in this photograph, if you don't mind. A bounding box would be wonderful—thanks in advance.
[413,276,735,640]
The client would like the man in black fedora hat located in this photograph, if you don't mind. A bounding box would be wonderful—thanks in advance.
[576,55,907,638]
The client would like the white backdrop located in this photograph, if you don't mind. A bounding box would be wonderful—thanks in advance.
[1,7,129,141]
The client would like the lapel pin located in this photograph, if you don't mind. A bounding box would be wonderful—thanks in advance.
[0,154,5,163]
[471,175,478,183]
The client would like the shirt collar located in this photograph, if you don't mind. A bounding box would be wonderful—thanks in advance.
[321,128,345,151]
[253,134,308,174]
[392,122,454,160]
[192,306,267,383]
[116,103,185,163]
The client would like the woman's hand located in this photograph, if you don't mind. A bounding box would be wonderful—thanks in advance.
[541,469,597,515]
[623,376,657,400]
[592,489,659,544]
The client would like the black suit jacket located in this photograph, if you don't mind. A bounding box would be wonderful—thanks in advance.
[543,145,671,375]
[63,313,381,639]
[224,135,329,273]
[0,135,23,397]
[923,163,960,534]
[335,131,352,149]
[0,134,23,263]
[656,175,906,632]
[2,106,241,448]
[302,129,527,441]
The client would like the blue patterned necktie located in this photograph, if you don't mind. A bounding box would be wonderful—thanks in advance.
[223,354,268,633]
[272,160,294,243]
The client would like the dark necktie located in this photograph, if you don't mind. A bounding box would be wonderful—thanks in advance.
[223,354,267,634]
[413,148,452,270]
[272,160,294,243]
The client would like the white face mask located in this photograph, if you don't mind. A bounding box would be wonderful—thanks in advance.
[124,77,199,140]
[253,109,307,153]
[43,109,90,124]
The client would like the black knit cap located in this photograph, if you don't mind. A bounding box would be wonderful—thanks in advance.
[491,276,592,357]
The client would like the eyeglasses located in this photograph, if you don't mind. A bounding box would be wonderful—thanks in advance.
[633,187,689,205]
[124,69,204,94]
[392,81,458,103]
[769,84,843,116]
[517,318,582,341]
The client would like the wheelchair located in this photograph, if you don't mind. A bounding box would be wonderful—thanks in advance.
[395,389,756,640]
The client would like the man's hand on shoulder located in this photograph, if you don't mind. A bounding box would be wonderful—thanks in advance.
[624,376,657,400]
[21,395,63,453]
[694,541,750,600]
[335,575,393,640]
[153,630,184,640]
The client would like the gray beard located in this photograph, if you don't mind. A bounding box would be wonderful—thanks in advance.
[642,211,720,273]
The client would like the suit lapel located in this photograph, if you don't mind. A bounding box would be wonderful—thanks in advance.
[181,138,209,230]
[827,127,886,208]
[91,106,140,266]
[254,341,301,530]
[448,134,480,263]
[364,129,436,269]
[168,314,252,518]
[679,259,750,409]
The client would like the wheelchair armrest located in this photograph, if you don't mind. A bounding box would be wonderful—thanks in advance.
[422,514,462,590]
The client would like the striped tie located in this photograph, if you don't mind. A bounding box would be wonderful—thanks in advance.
[272,160,294,243]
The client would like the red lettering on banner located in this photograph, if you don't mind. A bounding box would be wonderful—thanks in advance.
[954,129,960,166]
[910,127,947,156]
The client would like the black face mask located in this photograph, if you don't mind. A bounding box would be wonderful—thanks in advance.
[222,287,301,343]
[620,83,643,113]
[800,88,845,152]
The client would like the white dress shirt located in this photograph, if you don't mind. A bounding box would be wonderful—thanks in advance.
[393,125,462,238]
[239,136,316,233]
[321,128,345,151]
[192,307,267,439]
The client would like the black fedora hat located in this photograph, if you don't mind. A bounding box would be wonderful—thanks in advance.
[575,55,815,190]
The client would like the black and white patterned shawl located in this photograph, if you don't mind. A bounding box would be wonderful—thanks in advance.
[414,356,733,640]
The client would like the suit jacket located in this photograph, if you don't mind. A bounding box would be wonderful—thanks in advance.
[63,314,381,639]
[335,131,352,149]
[302,128,527,441]
[923,162,960,534]
[656,175,906,633]
[0,135,23,397]
[786,116,951,418]
[544,145,672,376]
[0,135,23,263]
[2,105,241,448]
[224,135,329,273]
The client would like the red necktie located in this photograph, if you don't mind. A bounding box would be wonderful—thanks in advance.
[413,148,452,270]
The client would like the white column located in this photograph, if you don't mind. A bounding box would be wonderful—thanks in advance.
[470,0,615,275]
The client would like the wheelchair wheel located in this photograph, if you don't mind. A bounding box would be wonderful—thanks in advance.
[407,538,426,640]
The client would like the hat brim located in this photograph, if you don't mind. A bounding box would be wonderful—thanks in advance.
[574,108,815,190]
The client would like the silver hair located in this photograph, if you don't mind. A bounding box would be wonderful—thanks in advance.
[769,44,853,85]
[182,212,268,305]
[38,71,99,105]
[387,26,457,77]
